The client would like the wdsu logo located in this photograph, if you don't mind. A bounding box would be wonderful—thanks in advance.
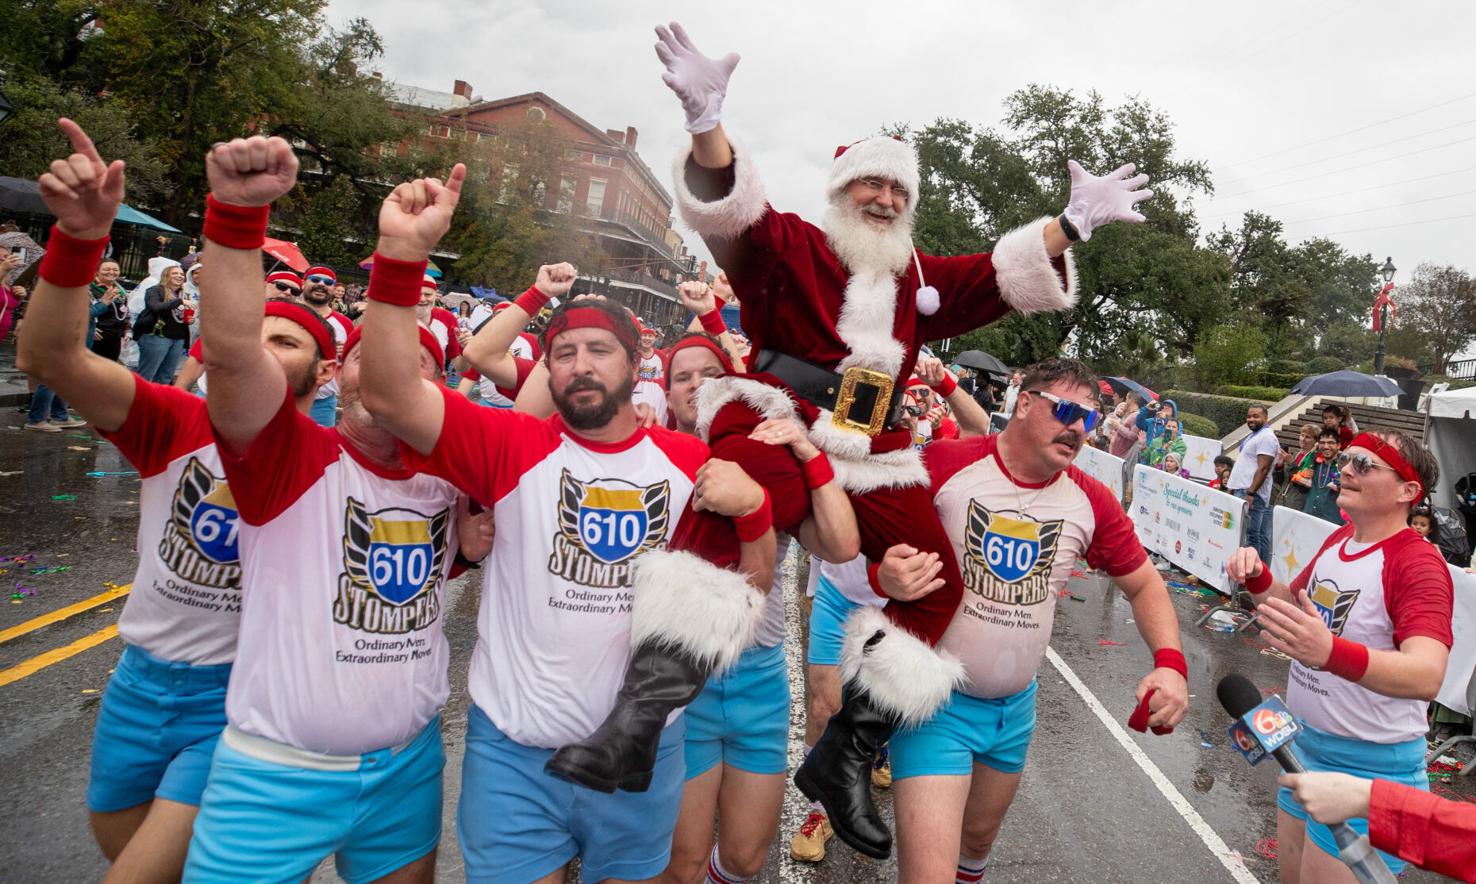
[335,498,449,635]
[961,501,1061,606]
[160,457,241,589]
[550,470,670,589]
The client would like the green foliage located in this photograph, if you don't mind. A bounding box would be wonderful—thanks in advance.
[1176,411,1220,439]
[1214,384,1289,401]
[1192,324,1264,388]
[1306,355,1343,374]
[1397,263,1476,372]
[291,175,363,269]
[1162,390,1270,439]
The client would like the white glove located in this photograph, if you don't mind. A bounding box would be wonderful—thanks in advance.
[1062,160,1153,241]
[653,22,740,134]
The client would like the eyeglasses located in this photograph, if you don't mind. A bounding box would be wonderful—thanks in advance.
[1335,452,1397,476]
[272,282,301,295]
[1028,390,1100,432]
[305,275,334,285]
[856,177,910,201]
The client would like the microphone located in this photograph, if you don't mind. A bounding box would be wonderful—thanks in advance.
[1216,674,1395,884]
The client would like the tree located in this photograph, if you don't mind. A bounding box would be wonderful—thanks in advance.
[1397,263,1476,373]
[1193,323,1265,388]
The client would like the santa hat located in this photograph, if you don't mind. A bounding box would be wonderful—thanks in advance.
[304,265,337,283]
[828,136,920,221]
[266,271,303,290]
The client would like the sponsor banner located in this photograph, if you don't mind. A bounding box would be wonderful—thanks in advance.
[1181,434,1222,482]
[1268,506,1339,585]
[1437,565,1476,716]
[1074,445,1126,504]
[1130,465,1245,593]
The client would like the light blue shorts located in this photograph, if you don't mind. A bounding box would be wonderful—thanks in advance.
[684,643,789,778]
[891,681,1038,779]
[458,704,686,884]
[87,644,230,812]
[310,393,338,427]
[1275,722,1427,875]
[808,574,862,667]
[184,717,444,884]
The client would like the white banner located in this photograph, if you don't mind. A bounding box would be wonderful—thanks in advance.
[1130,465,1246,593]
[1437,565,1476,717]
[1268,506,1339,585]
[1074,446,1126,504]
[1181,434,1222,482]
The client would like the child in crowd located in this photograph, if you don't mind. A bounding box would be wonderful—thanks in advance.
[1209,455,1232,490]
[1161,452,1190,479]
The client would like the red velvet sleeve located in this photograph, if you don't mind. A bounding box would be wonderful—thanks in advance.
[96,373,214,478]
[1368,779,1476,882]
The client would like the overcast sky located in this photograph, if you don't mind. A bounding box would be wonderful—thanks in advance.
[329,0,1474,286]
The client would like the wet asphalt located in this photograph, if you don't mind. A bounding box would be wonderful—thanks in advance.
[0,421,1469,883]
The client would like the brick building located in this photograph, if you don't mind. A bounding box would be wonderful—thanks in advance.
[388,80,697,326]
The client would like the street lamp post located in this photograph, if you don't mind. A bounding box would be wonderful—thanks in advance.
[1372,256,1396,376]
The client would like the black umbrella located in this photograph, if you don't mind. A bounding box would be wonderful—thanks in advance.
[1291,370,1401,398]
[0,177,51,215]
[953,349,1009,377]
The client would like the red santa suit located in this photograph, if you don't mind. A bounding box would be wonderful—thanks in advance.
[664,136,1076,649]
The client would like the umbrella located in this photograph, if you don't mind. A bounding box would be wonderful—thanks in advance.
[263,237,308,272]
[953,349,1009,377]
[0,231,43,285]
[1105,376,1158,401]
[360,253,441,277]
[114,203,181,233]
[0,177,182,233]
[1291,370,1401,398]
[1098,379,1115,397]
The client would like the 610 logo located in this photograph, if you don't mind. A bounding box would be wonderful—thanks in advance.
[334,498,449,635]
[159,458,241,589]
[961,501,1062,606]
[549,470,669,589]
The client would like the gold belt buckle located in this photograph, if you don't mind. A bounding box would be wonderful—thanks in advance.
[832,367,895,436]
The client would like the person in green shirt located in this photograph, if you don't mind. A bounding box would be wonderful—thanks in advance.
[1146,417,1187,467]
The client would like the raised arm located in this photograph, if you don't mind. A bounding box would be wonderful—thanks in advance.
[915,357,989,437]
[358,165,467,455]
[16,119,136,432]
[461,262,574,387]
[198,136,309,450]
[676,277,744,366]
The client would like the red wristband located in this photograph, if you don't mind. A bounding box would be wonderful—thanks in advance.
[366,253,428,307]
[1323,636,1370,682]
[38,225,109,288]
[1153,648,1188,681]
[514,285,552,315]
[203,194,270,250]
[867,561,889,599]
[1244,563,1273,594]
[801,452,834,490]
[733,490,772,544]
[699,308,725,336]
[930,373,958,398]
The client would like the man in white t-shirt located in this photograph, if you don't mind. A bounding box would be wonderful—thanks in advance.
[1229,403,1279,564]
[357,172,779,883]
[300,263,353,427]
[1229,428,1451,882]
[866,358,1189,881]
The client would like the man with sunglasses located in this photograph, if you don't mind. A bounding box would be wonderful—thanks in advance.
[265,270,302,299]
[1229,404,1279,564]
[1228,429,1452,883]
[869,358,1188,882]
[299,264,353,426]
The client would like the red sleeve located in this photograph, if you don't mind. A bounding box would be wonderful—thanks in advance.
[189,339,203,360]
[644,427,709,481]
[1071,467,1150,577]
[916,251,1040,341]
[96,373,214,478]
[211,383,339,525]
[1339,426,1355,448]
[1290,524,1353,592]
[518,332,542,360]
[399,384,561,505]
[495,355,538,399]
[1383,532,1455,646]
[924,436,992,497]
[1369,779,1476,882]
[462,367,481,382]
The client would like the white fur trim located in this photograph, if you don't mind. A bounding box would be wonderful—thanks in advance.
[672,141,767,241]
[630,549,765,673]
[693,377,799,442]
[839,606,964,725]
[992,216,1079,314]
[827,136,920,224]
[834,269,906,379]
[807,414,927,493]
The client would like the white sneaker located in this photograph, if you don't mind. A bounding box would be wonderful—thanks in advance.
[51,418,87,429]
[24,421,61,433]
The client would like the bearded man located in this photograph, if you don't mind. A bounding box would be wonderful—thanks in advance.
[650,21,1154,859]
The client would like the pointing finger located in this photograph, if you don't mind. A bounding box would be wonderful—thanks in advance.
[57,118,104,166]
[445,163,467,196]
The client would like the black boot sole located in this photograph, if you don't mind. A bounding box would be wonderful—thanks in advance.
[543,755,652,794]
[794,764,892,860]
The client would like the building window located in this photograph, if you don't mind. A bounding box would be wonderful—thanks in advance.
[499,164,519,203]
[434,125,451,139]
[586,178,607,216]
[594,154,613,167]
[557,177,575,213]
[565,149,582,161]
[526,106,546,122]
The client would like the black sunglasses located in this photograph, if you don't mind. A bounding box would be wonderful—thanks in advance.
[273,282,301,295]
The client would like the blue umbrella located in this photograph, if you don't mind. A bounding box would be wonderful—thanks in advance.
[1105,377,1158,400]
[1291,370,1401,397]
[114,203,182,233]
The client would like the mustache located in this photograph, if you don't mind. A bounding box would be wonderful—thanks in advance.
[862,204,898,219]
[564,377,607,395]
[1053,430,1081,447]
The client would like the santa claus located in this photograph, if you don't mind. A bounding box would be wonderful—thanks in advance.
[548,20,1154,859]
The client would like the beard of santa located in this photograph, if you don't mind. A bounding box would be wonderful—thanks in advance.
[820,195,914,278]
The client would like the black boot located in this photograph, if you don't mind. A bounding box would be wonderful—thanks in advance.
[544,641,710,793]
[794,686,897,860]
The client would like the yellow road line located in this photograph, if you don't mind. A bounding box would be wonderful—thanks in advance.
[0,584,131,645]
[0,624,119,688]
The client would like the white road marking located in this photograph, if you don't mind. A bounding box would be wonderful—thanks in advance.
[1045,646,1259,884]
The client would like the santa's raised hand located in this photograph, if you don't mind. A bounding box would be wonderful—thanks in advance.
[206,136,299,208]
[38,119,126,240]
[1062,161,1153,242]
[654,22,739,134]
[376,165,467,262]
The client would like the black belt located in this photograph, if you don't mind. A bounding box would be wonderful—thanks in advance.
[750,350,906,435]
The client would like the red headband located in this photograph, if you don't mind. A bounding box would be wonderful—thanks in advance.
[545,306,638,354]
[1349,432,1424,499]
[266,270,303,288]
[304,265,336,283]
[341,324,444,369]
[663,335,734,389]
[264,300,336,360]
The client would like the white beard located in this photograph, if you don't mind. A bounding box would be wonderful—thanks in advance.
[820,201,914,277]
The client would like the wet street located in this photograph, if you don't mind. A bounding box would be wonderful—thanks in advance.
[0,422,1468,883]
